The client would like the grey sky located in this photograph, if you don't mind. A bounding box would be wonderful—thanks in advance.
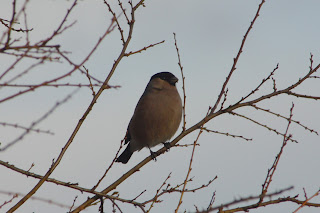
[1,0,320,212]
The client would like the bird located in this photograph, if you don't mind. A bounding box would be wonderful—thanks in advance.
[116,72,182,164]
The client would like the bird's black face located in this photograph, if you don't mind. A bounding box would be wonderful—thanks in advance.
[151,72,178,86]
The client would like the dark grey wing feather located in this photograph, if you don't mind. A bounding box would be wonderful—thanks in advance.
[124,120,132,144]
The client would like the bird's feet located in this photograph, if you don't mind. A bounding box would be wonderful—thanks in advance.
[163,142,171,151]
[149,149,158,161]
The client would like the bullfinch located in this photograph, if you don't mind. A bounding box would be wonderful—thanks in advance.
[116,72,182,164]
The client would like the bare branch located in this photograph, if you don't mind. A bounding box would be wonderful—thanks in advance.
[131,190,147,202]
[173,32,187,131]
[146,173,172,212]
[83,66,96,96]
[293,188,320,213]
[0,190,70,209]
[0,16,32,33]
[216,195,320,213]
[124,40,165,57]
[0,122,54,135]
[0,83,109,88]
[259,103,295,203]
[237,63,279,104]
[174,143,200,148]
[104,0,125,44]
[0,193,18,209]
[68,196,78,213]
[207,191,216,211]
[175,109,208,212]
[219,88,229,110]
[117,0,129,23]
[91,136,127,191]
[251,104,318,135]
[285,91,320,100]
[0,159,144,207]
[202,127,252,141]
[198,187,294,213]
[0,90,77,151]
[142,176,217,206]
[229,111,298,143]
[211,0,266,114]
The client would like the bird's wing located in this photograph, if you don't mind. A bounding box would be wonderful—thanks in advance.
[124,120,132,144]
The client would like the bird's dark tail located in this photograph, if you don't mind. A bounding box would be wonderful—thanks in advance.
[116,145,133,164]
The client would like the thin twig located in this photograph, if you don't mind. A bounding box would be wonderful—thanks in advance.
[207,191,216,211]
[173,32,187,131]
[0,159,144,206]
[117,0,129,23]
[0,122,54,135]
[142,176,217,206]
[293,189,320,213]
[202,127,252,141]
[146,173,172,213]
[175,109,208,212]
[0,83,106,88]
[83,66,96,96]
[91,136,126,191]
[0,190,70,209]
[211,0,266,114]
[104,0,125,44]
[199,187,294,213]
[237,63,279,103]
[174,143,200,148]
[220,88,229,110]
[285,91,320,100]
[131,190,146,202]
[124,40,165,57]
[251,104,318,135]
[259,103,295,203]
[229,111,298,143]
[2,59,45,85]
[0,193,18,209]
[0,90,77,151]
[68,196,78,213]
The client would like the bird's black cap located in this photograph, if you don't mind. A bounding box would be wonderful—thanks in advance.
[151,72,178,86]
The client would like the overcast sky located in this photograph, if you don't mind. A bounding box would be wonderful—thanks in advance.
[1,0,320,212]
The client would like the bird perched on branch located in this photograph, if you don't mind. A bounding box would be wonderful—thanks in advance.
[116,72,182,164]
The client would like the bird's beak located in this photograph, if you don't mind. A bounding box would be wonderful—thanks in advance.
[169,76,178,85]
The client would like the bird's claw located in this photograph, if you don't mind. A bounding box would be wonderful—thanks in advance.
[163,142,171,151]
[149,150,158,161]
